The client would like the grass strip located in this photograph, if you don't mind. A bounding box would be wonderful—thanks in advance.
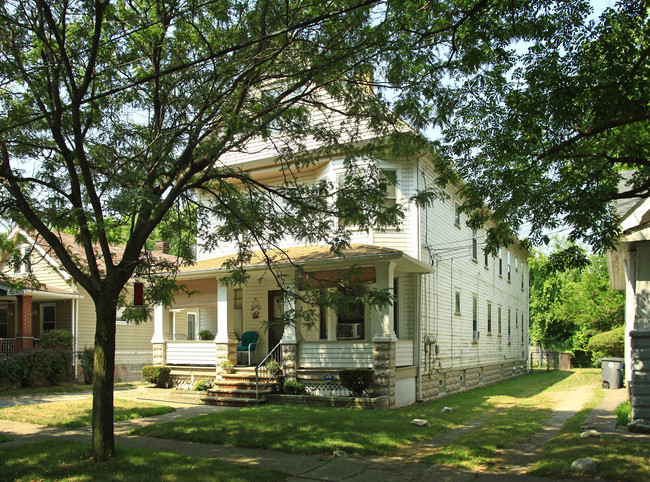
[0,439,286,481]
[0,434,12,443]
[0,381,140,398]
[529,389,650,480]
[132,370,575,456]
[0,399,174,428]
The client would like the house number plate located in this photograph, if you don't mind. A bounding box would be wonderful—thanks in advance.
[323,373,334,382]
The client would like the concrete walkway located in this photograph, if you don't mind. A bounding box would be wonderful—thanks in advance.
[0,387,641,481]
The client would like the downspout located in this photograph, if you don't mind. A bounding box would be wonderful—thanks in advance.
[416,160,423,401]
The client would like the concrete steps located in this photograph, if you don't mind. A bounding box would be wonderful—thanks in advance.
[201,368,277,407]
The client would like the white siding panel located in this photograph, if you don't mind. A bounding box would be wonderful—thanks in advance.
[166,341,216,365]
[299,341,373,368]
[396,340,414,367]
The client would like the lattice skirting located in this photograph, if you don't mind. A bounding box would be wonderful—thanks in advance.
[303,381,351,397]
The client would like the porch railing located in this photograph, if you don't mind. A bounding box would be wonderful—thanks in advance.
[166,341,216,365]
[1,338,15,358]
[255,341,283,399]
[298,341,374,368]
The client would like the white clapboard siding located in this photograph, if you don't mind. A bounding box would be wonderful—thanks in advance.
[299,341,374,368]
[396,340,414,367]
[166,341,216,365]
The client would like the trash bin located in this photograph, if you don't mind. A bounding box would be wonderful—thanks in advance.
[600,357,624,389]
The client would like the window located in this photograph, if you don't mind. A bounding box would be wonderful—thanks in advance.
[515,310,518,327]
[187,312,196,340]
[498,307,502,335]
[460,369,466,387]
[508,308,512,342]
[499,249,503,276]
[116,307,127,325]
[472,230,478,261]
[487,302,492,333]
[393,278,399,337]
[521,266,525,291]
[42,304,56,332]
[336,287,364,340]
[455,291,461,314]
[472,296,478,335]
[484,233,489,268]
[521,316,525,343]
[233,289,243,309]
[454,203,461,226]
[507,251,511,282]
[382,169,397,209]
[13,245,31,275]
[0,308,7,338]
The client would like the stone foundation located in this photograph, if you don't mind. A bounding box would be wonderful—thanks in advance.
[282,343,298,381]
[373,341,396,408]
[152,342,166,366]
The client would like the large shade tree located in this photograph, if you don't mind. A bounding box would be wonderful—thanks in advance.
[0,0,589,461]
[442,0,650,252]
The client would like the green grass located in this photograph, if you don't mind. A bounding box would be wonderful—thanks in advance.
[0,439,286,481]
[0,381,142,398]
[420,370,601,468]
[614,401,632,426]
[0,399,175,428]
[133,370,575,456]
[530,389,650,481]
[0,434,12,443]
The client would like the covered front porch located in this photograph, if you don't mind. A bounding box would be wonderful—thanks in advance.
[151,244,433,405]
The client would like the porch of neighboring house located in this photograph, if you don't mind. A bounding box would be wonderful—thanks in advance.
[0,282,80,358]
[150,244,433,407]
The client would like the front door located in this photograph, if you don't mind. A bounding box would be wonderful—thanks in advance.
[268,291,284,351]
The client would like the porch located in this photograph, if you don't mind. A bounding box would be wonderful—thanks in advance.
[151,244,433,406]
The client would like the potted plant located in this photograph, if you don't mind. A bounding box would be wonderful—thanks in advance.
[220,359,234,373]
[198,329,214,340]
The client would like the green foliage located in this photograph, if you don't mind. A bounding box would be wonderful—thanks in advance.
[588,326,625,361]
[614,401,632,426]
[339,369,373,397]
[142,366,172,389]
[39,330,73,351]
[441,1,650,252]
[0,349,70,387]
[77,347,94,385]
[529,239,624,366]
[193,379,212,391]
[198,330,214,341]
[283,380,307,395]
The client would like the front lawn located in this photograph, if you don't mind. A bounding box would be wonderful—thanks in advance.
[0,439,286,481]
[0,381,142,398]
[0,399,174,428]
[531,399,650,481]
[132,370,579,456]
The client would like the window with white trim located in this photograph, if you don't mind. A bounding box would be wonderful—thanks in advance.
[487,302,492,333]
[454,203,461,226]
[472,230,478,261]
[42,304,56,332]
[455,291,461,315]
[13,245,32,276]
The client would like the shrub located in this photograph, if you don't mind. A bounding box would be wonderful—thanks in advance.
[77,347,94,384]
[7,351,38,388]
[588,326,625,361]
[39,329,73,351]
[615,401,632,426]
[339,368,373,397]
[193,379,212,391]
[34,349,71,385]
[198,330,214,340]
[283,380,307,395]
[142,366,172,388]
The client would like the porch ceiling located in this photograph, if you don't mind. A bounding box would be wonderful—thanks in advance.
[174,244,434,280]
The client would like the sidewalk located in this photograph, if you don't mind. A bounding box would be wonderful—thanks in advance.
[0,387,643,481]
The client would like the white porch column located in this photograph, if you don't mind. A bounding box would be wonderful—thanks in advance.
[281,277,298,343]
[215,279,237,367]
[151,303,165,343]
[215,281,230,343]
[372,261,397,342]
[151,303,166,366]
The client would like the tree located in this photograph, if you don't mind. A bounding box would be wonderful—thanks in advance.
[441,0,650,252]
[529,239,624,366]
[1,0,570,461]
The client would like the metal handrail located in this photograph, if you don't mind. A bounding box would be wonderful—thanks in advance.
[255,341,283,399]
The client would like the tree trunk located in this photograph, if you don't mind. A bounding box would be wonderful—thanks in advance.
[91,296,117,462]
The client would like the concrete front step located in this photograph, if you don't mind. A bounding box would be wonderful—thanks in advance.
[206,387,276,399]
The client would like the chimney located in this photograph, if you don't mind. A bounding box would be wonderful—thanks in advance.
[154,240,170,254]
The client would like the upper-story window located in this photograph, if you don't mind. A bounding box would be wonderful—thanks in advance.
[338,168,397,229]
[498,248,503,277]
[484,232,489,268]
[13,245,32,276]
[454,203,461,227]
[455,291,461,315]
[521,266,525,291]
[472,296,478,337]
[472,230,478,261]
[507,250,511,282]
[487,302,492,333]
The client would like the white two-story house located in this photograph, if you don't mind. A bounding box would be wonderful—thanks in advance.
[150,90,530,409]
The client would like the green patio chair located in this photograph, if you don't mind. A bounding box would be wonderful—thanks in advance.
[237,331,259,365]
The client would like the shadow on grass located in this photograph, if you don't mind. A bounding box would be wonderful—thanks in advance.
[0,439,286,481]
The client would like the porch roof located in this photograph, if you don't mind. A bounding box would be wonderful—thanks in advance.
[175,244,434,279]
[0,280,82,301]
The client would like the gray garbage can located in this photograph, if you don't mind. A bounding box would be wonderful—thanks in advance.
[600,357,624,389]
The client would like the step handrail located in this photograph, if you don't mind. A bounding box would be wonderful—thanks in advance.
[255,341,283,399]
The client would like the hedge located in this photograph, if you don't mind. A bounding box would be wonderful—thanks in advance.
[588,326,625,361]
[142,366,172,388]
